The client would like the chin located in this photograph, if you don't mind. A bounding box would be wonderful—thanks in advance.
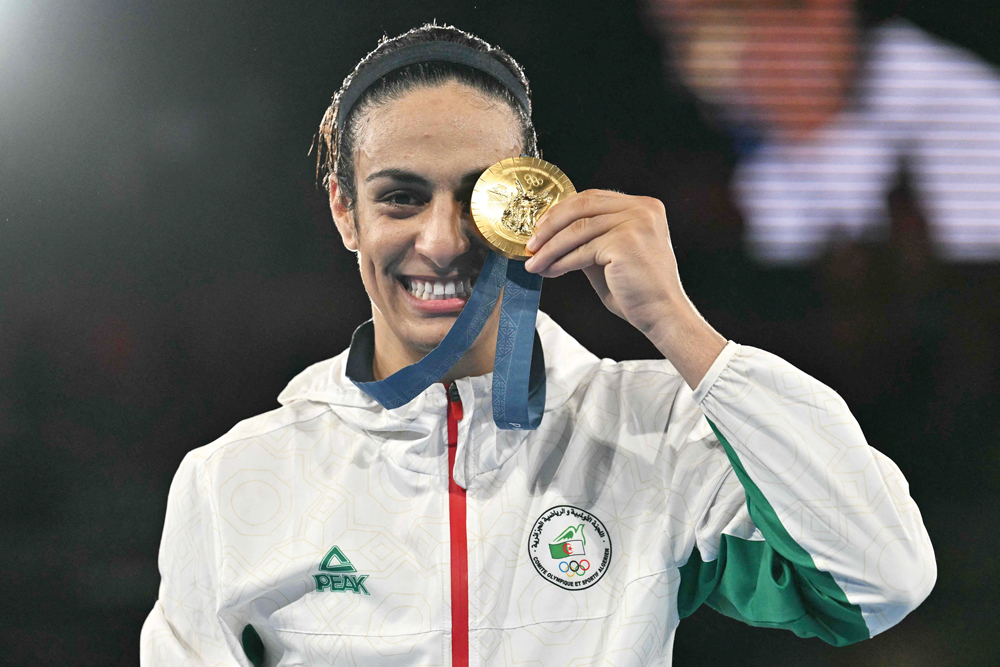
[394,317,456,353]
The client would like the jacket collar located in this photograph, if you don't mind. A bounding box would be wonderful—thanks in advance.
[276,312,601,476]
[344,318,547,420]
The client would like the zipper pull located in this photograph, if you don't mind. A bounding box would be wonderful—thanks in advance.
[445,382,464,423]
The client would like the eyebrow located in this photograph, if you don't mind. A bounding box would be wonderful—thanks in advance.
[364,167,489,187]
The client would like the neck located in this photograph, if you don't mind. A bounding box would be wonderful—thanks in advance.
[370,307,501,382]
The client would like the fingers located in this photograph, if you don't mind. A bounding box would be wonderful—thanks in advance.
[536,237,607,278]
[523,211,629,275]
[523,190,670,279]
[525,190,630,254]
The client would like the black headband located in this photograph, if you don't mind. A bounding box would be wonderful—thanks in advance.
[335,41,532,132]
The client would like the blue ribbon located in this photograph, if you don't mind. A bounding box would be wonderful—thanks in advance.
[351,251,545,430]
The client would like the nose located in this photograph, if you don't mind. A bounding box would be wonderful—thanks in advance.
[414,195,471,269]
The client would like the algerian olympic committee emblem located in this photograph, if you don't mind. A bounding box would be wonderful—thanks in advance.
[528,505,612,590]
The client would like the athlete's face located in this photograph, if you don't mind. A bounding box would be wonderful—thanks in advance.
[330,80,523,375]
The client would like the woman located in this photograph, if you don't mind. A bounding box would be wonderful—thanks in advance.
[142,23,935,667]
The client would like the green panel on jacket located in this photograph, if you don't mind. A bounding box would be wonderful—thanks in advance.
[677,420,870,647]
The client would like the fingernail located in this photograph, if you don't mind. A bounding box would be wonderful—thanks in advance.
[524,256,536,271]
[526,236,539,252]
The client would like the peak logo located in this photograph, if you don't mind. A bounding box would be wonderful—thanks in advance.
[313,545,370,595]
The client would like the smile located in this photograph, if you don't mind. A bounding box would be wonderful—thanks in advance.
[400,276,475,301]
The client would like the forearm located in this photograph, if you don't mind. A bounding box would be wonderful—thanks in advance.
[644,294,727,390]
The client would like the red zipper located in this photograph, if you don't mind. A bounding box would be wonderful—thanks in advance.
[444,382,468,667]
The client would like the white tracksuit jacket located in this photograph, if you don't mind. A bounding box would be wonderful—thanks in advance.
[141,312,936,666]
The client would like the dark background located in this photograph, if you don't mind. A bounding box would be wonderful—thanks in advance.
[2,0,998,664]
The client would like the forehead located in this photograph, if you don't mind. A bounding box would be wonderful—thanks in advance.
[353,80,524,180]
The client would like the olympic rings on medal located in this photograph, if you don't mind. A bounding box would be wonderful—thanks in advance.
[557,559,591,578]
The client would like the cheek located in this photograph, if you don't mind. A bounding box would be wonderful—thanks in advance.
[355,216,410,280]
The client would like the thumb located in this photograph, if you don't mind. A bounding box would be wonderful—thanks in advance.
[583,265,623,319]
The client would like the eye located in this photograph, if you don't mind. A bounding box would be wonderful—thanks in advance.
[378,190,424,208]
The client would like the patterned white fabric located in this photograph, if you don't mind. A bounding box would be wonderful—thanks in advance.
[141,312,935,666]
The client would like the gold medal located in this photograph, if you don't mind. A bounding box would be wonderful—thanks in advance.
[470,156,576,260]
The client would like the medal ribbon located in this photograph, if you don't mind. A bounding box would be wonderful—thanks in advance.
[351,251,545,430]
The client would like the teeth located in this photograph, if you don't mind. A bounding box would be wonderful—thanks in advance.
[404,278,477,300]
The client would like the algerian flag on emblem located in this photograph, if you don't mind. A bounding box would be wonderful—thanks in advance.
[549,524,586,559]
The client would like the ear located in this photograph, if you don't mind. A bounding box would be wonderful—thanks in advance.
[329,181,359,252]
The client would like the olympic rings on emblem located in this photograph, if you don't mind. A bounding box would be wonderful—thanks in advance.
[557,559,591,577]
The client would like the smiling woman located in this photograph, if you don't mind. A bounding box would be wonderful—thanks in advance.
[315,26,537,379]
[142,21,935,667]
[331,81,523,378]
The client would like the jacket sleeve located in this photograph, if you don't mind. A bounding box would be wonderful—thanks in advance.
[140,451,254,667]
[675,342,936,645]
